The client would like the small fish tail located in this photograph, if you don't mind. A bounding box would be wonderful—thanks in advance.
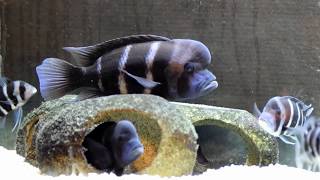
[36,58,83,101]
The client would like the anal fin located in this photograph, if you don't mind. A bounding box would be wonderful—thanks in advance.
[12,107,23,132]
[279,135,297,145]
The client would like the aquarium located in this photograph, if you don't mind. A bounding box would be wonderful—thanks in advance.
[0,0,320,179]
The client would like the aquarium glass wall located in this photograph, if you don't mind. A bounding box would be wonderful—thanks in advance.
[0,0,319,171]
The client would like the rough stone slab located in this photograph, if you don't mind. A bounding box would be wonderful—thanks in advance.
[16,95,198,176]
[171,102,279,172]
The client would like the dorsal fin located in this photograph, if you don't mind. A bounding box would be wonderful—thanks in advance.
[63,34,171,67]
[303,104,314,117]
[0,77,10,87]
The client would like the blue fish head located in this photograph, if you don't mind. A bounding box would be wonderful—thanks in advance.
[175,68,218,100]
[111,120,144,168]
[258,96,285,136]
[258,112,278,135]
[166,39,218,100]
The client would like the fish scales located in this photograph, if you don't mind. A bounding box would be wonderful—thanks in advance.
[36,34,218,101]
[0,77,37,131]
[254,96,313,145]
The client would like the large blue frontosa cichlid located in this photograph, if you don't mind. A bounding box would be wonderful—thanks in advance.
[36,34,218,101]
[82,120,143,176]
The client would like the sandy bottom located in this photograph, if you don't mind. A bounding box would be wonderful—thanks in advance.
[1,146,318,179]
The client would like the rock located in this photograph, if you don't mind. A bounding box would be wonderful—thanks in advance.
[16,94,279,177]
[171,102,279,174]
[16,95,198,176]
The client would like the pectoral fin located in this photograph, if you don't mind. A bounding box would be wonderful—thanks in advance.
[303,104,314,117]
[120,69,161,89]
[279,135,297,145]
[12,107,23,132]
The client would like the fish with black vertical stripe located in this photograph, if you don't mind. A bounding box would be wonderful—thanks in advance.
[253,96,314,144]
[36,34,218,101]
[293,116,320,171]
[0,77,37,131]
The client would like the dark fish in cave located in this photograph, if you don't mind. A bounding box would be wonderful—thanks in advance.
[82,137,113,172]
[253,96,313,144]
[293,116,320,171]
[83,120,144,176]
[36,34,218,101]
[0,77,37,131]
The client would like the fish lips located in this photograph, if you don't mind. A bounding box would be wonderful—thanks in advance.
[129,144,144,160]
[115,142,144,168]
[203,80,218,92]
[258,114,278,136]
[199,78,218,96]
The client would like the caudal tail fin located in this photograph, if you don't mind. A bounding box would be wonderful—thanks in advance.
[36,58,83,101]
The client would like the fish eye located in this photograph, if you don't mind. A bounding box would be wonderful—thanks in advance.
[118,133,129,142]
[184,63,195,73]
[118,135,125,142]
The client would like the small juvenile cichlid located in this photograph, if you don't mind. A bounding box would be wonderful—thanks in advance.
[36,34,218,101]
[83,120,143,176]
[253,96,314,144]
[293,116,320,171]
[0,77,37,131]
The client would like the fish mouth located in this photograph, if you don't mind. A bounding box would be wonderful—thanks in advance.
[200,80,218,94]
[258,118,278,136]
[129,145,144,159]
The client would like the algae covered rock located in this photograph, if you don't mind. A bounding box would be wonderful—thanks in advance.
[171,102,279,174]
[16,95,198,176]
[16,94,279,177]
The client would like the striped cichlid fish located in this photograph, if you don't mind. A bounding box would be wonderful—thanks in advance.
[293,116,320,171]
[36,35,218,101]
[0,77,37,131]
[253,96,313,144]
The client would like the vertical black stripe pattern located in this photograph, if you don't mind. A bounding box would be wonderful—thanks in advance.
[100,48,123,95]
[124,43,149,94]
[6,82,18,106]
[150,42,172,98]
[19,81,26,101]
[288,100,300,128]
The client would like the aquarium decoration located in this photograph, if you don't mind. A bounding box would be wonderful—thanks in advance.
[16,94,198,176]
[16,94,278,177]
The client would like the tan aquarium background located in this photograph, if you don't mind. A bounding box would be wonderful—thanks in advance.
[0,0,319,168]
